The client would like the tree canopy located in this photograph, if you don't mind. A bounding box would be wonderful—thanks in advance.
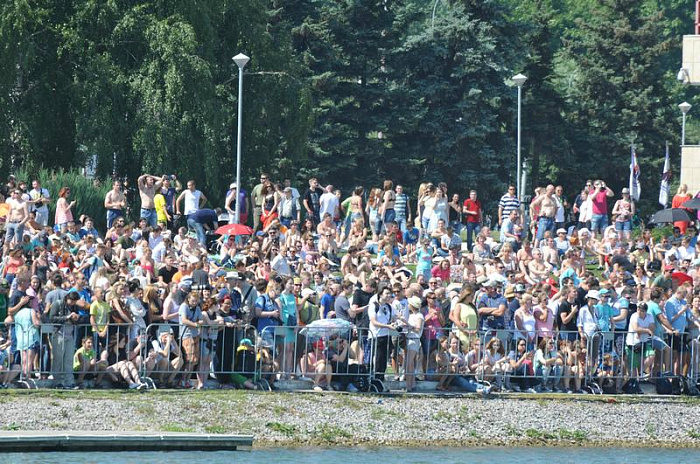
[0,0,694,214]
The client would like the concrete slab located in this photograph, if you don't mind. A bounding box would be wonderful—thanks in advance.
[0,431,253,452]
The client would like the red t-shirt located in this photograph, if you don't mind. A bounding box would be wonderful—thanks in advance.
[462,199,481,223]
[591,191,608,215]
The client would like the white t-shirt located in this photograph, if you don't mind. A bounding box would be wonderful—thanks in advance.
[29,188,50,212]
[183,190,202,216]
[626,311,654,346]
[319,192,339,219]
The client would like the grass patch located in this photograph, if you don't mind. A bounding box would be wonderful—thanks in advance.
[135,403,156,416]
[266,422,297,437]
[204,424,228,434]
[371,408,405,420]
[645,423,657,438]
[688,430,700,439]
[161,423,195,433]
[313,424,351,444]
[504,424,518,437]
[431,411,454,422]
[558,429,588,441]
[3,423,20,431]
[525,428,557,440]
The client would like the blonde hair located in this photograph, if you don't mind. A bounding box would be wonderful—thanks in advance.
[677,184,688,195]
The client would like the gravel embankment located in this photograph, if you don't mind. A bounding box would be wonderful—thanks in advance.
[1,391,699,447]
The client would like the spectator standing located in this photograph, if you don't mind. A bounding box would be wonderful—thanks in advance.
[28,179,51,227]
[462,190,482,252]
[225,183,249,225]
[176,180,207,234]
[672,184,692,234]
[498,185,520,229]
[590,180,614,238]
[104,180,127,228]
[394,185,410,233]
[303,178,325,226]
[137,174,164,228]
[54,187,75,230]
[250,173,268,231]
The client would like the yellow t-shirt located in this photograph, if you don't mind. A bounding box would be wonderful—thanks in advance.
[154,193,168,223]
[90,300,110,332]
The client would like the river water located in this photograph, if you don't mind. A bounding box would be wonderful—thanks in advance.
[6,446,700,463]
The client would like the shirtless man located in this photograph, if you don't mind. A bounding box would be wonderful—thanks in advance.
[104,180,127,228]
[138,174,164,228]
[531,184,557,245]
[5,189,29,252]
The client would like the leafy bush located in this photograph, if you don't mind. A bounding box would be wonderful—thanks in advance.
[13,168,112,232]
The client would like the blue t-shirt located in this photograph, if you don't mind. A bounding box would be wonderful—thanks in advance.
[664,296,688,333]
[403,228,419,245]
[320,294,335,319]
[477,293,507,330]
[255,294,280,332]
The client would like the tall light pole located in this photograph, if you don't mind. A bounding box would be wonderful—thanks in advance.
[232,53,250,225]
[680,101,692,146]
[512,73,527,202]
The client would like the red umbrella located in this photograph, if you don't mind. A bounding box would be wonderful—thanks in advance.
[215,223,254,236]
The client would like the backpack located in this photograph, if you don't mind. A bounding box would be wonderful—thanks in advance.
[348,363,370,392]
[623,378,643,394]
[655,375,681,395]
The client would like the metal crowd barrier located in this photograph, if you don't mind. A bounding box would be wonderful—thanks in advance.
[257,324,373,391]
[139,322,258,389]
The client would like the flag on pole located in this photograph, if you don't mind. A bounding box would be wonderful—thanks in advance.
[659,141,671,207]
[629,145,641,201]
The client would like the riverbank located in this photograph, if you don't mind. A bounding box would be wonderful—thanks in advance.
[1,391,699,448]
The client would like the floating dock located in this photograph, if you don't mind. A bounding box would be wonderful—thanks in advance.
[0,431,253,452]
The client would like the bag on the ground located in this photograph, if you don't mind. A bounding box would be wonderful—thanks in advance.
[655,375,681,395]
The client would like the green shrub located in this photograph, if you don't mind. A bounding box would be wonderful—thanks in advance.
[13,168,112,232]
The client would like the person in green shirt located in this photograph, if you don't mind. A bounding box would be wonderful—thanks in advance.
[90,288,110,352]
[73,336,107,386]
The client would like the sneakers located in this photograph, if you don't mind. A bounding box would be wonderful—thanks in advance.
[128,383,139,390]
[477,385,492,396]
[347,383,359,393]
[313,386,323,392]
[525,388,537,394]
[137,382,148,391]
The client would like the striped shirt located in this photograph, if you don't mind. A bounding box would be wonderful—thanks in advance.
[499,194,520,222]
[394,193,409,219]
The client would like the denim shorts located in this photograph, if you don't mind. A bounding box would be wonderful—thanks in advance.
[614,220,632,231]
[591,214,608,232]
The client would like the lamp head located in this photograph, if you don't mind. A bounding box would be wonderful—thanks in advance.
[233,53,250,69]
[512,73,527,87]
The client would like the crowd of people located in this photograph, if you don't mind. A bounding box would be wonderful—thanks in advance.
[1,171,700,396]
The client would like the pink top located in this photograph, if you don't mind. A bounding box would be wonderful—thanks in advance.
[55,197,73,225]
[591,191,608,216]
[533,304,554,338]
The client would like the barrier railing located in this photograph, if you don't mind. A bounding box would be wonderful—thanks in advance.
[2,316,700,395]
[139,322,258,389]
[257,324,372,392]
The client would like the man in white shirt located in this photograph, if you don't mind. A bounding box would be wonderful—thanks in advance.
[368,286,394,383]
[176,180,207,236]
[319,185,339,223]
[29,179,51,226]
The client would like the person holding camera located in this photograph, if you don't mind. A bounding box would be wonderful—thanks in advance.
[368,286,395,384]
[590,180,614,238]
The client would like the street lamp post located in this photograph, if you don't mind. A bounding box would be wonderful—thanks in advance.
[232,53,250,225]
[680,101,692,146]
[512,73,527,202]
